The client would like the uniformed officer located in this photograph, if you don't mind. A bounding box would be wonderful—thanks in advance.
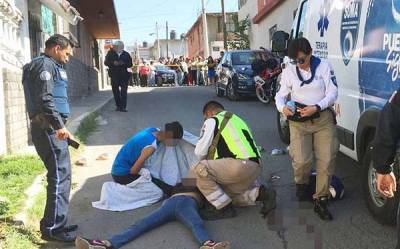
[372,89,400,249]
[275,37,339,220]
[22,34,77,242]
[193,101,276,220]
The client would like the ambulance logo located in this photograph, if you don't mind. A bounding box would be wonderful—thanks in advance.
[318,0,330,37]
[340,0,362,65]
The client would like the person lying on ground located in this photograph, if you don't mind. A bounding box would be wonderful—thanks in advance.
[75,180,230,249]
[110,122,184,195]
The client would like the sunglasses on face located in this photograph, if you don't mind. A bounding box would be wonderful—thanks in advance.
[290,55,309,65]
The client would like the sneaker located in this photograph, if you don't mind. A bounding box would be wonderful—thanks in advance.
[200,203,237,221]
[75,236,113,249]
[200,240,230,249]
[314,196,333,221]
[257,185,277,218]
[296,184,309,202]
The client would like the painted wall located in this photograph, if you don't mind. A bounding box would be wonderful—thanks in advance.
[0,0,31,154]
[239,0,298,49]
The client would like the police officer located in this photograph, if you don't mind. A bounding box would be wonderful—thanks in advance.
[194,101,276,220]
[372,89,400,249]
[275,38,339,220]
[22,34,77,242]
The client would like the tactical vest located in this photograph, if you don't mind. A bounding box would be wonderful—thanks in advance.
[53,66,70,115]
[212,111,260,160]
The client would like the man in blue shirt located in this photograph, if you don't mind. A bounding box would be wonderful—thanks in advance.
[111,122,184,195]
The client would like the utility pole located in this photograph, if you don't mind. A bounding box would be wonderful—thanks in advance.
[156,22,160,59]
[166,21,169,58]
[221,0,228,50]
[201,0,210,57]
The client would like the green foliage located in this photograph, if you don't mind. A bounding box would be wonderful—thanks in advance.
[228,15,251,50]
[0,156,44,219]
[27,187,46,229]
[0,223,42,249]
[75,112,98,143]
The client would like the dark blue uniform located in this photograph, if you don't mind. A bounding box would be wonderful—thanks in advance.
[372,89,400,249]
[22,54,71,237]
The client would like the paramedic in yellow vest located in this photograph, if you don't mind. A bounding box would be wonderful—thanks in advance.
[193,101,276,220]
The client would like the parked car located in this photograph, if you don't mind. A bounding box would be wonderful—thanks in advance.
[273,0,400,225]
[215,50,274,101]
[154,65,175,86]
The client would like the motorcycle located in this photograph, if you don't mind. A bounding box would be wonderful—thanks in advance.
[252,57,282,104]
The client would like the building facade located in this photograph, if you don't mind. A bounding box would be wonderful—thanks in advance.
[0,0,30,154]
[186,12,237,59]
[149,39,188,60]
[238,0,298,50]
[0,0,119,155]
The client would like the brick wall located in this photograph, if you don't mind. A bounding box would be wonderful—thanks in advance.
[66,57,99,100]
[2,68,29,153]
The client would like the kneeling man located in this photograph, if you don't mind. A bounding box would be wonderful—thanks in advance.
[111,122,183,195]
[194,101,276,219]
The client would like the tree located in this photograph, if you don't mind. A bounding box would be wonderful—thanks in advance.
[228,15,251,50]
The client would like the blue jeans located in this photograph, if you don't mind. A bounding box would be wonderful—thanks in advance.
[109,195,210,248]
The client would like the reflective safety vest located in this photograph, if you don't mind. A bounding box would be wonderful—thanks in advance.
[212,111,260,160]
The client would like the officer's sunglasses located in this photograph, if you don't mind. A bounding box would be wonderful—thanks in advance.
[290,54,309,65]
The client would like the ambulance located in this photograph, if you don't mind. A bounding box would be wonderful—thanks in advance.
[273,0,400,225]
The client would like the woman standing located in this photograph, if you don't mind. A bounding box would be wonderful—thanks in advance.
[190,57,198,86]
[148,61,156,87]
[207,56,217,85]
[275,38,339,221]
[139,62,150,87]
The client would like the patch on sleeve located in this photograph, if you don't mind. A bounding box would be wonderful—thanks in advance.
[331,76,338,87]
[199,124,206,139]
[39,71,51,81]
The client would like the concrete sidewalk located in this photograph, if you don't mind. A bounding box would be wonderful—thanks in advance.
[67,88,114,134]
[18,88,113,155]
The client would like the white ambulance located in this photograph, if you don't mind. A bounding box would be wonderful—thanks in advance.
[273,0,400,225]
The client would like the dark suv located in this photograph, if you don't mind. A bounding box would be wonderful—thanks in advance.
[215,50,273,101]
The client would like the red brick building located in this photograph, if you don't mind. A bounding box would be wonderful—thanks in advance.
[186,12,237,59]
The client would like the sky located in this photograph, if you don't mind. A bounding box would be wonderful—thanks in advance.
[114,0,238,47]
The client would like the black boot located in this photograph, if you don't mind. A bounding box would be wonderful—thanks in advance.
[314,196,333,221]
[200,203,237,221]
[41,231,76,243]
[296,184,309,202]
[257,185,277,218]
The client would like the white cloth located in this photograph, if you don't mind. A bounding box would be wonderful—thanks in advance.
[91,168,163,212]
[195,118,216,160]
[92,131,199,212]
[275,60,338,113]
[145,138,199,186]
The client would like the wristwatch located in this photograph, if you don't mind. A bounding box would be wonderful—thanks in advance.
[315,105,322,112]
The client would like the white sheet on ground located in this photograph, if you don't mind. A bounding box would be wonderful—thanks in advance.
[92,131,199,212]
[91,168,163,211]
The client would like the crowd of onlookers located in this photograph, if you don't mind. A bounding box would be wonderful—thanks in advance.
[130,51,224,87]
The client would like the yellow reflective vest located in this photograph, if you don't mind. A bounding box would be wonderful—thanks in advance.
[213,111,260,160]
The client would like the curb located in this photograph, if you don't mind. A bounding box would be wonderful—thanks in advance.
[67,95,113,135]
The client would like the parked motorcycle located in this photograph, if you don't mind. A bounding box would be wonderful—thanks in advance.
[252,57,282,104]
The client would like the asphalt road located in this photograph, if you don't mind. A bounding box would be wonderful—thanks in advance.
[42,86,397,249]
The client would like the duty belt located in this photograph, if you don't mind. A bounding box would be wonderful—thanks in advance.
[30,114,67,128]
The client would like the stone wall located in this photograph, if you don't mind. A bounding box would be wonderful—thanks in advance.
[2,68,29,153]
[66,57,99,100]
